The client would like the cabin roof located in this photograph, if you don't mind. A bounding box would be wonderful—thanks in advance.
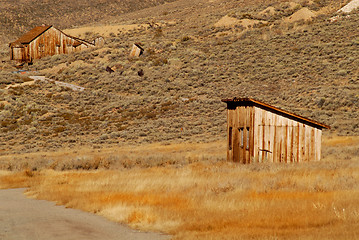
[221,97,330,129]
[11,25,52,46]
[9,25,95,48]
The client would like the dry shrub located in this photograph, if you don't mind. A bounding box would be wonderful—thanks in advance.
[181,36,191,42]
[24,169,34,177]
[1,155,359,239]
[0,170,36,189]
[3,8,359,152]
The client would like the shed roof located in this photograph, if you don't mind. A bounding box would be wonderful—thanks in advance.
[11,25,52,46]
[222,98,330,129]
[71,36,94,47]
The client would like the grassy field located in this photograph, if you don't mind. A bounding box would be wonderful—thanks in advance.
[1,136,359,239]
[0,141,225,170]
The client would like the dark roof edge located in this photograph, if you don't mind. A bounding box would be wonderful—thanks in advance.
[133,43,144,51]
[51,26,95,46]
[29,25,53,44]
[222,98,330,129]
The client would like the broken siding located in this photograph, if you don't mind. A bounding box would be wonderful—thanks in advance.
[129,44,144,57]
[92,37,105,47]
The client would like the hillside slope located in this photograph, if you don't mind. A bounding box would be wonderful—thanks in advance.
[0,0,176,46]
[0,0,358,154]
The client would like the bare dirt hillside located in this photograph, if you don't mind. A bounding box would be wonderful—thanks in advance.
[0,0,358,155]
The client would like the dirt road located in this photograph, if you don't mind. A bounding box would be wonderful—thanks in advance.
[0,188,170,240]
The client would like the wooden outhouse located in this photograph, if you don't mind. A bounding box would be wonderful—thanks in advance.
[9,25,95,62]
[222,98,330,163]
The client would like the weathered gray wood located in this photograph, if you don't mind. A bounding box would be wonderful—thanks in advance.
[233,108,240,163]
[289,120,294,162]
[10,26,94,62]
[223,98,328,164]
[249,107,255,163]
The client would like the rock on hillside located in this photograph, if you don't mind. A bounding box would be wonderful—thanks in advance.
[339,0,359,13]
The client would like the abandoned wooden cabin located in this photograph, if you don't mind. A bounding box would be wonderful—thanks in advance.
[222,98,330,164]
[9,25,96,62]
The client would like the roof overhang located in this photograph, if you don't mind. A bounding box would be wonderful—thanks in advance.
[10,25,52,46]
[222,97,330,130]
[9,42,24,48]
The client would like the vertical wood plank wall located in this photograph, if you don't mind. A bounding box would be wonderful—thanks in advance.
[27,27,89,61]
[227,106,254,164]
[11,27,92,62]
[227,106,322,163]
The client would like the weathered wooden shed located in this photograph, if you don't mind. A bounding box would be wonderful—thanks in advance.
[9,25,95,62]
[222,98,330,164]
[129,43,144,57]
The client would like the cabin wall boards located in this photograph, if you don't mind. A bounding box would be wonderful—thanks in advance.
[222,98,330,163]
[10,25,95,62]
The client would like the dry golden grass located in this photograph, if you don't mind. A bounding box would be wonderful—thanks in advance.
[0,141,226,170]
[323,136,359,147]
[0,170,35,189]
[1,137,359,239]
[63,24,147,37]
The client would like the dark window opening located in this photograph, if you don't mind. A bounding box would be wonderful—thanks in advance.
[239,127,244,148]
[239,127,250,149]
[228,127,232,150]
[246,127,250,150]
